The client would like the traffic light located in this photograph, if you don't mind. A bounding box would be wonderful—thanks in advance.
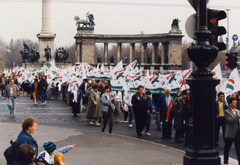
[232,52,238,68]
[226,53,238,69]
[226,53,232,69]
[208,9,227,51]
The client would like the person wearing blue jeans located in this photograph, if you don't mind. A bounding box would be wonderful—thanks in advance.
[4,79,19,117]
[145,91,154,136]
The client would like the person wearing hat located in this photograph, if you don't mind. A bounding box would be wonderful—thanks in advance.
[42,141,76,165]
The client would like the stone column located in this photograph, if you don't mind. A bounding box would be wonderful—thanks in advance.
[37,0,55,63]
[76,43,81,63]
[130,43,135,63]
[162,42,169,64]
[104,43,108,64]
[141,43,147,64]
[161,43,165,64]
[41,0,53,35]
[117,43,122,63]
[152,43,158,64]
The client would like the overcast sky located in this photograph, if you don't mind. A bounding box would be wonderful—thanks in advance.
[0,0,239,48]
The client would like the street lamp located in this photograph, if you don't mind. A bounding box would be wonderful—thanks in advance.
[184,0,224,164]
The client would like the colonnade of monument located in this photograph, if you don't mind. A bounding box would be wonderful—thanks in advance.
[75,26,183,70]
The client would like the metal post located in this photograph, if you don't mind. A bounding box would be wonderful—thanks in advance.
[183,0,220,164]
[226,9,230,78]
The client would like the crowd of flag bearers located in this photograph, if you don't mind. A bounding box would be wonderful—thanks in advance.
[3,59,240,164]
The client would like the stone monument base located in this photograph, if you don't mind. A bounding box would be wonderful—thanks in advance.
[23,62,72,70]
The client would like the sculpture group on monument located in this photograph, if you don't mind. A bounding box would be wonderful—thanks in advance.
[21,44,69,65]
[20,43,40,63]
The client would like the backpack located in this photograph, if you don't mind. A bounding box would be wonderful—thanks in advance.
[4,140,16,165]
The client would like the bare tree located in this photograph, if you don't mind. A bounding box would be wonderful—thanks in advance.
[0,36,7,69]
[4,38,39,68]
[64,44,77,63]
[182,41,192,70]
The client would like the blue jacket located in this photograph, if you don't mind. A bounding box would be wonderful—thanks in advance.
[157,94,174,115]
[148,97,155,113]
[215,99,228,117]
[15,130,38,164]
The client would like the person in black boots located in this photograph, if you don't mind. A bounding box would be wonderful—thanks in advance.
[131,85,149,138]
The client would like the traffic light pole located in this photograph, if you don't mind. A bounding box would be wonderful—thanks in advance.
[226,9,230,78]
[184,0,221,164]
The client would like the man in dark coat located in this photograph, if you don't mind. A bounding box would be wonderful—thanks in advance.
[131,85,149,138]
[38,75,48,105]
[224,97,240,165]
[157,87,174,139]
[171,95,187,143]
[79,79,88,109]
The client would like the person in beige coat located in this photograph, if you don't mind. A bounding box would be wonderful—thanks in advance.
[86,83,101,126]
[4,79,19,117]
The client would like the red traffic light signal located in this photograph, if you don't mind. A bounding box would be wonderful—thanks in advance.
[226,53,238,69]
[208,9,227,51]
[232,53,238,68]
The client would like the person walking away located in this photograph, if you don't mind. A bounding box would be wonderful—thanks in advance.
[39,75,48,105]
[215,92,228,147]
[0,73,8,98]
[15,117,38,165]
[4,79,19,117]
[32,79,39,105]
[131,85,149,138]
[101,85,115,133]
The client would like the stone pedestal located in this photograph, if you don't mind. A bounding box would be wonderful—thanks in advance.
[23,62,72,70]
[75,27,95,63]
[23,63,43,70]
[37,34,55,63]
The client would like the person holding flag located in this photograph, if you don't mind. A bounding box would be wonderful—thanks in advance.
[157,87,174,140]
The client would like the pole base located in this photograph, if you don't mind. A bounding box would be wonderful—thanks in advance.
[183,148,221,165]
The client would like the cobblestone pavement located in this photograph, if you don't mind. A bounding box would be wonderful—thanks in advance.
[0,96,84,123]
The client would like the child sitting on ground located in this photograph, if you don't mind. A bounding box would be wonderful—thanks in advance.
[36,141,76,165]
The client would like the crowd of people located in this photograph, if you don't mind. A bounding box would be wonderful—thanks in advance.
[2,71,240,165]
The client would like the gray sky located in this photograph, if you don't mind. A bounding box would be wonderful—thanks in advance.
[0,0,240,48]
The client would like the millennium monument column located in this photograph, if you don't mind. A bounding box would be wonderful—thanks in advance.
[37,0,55,63]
